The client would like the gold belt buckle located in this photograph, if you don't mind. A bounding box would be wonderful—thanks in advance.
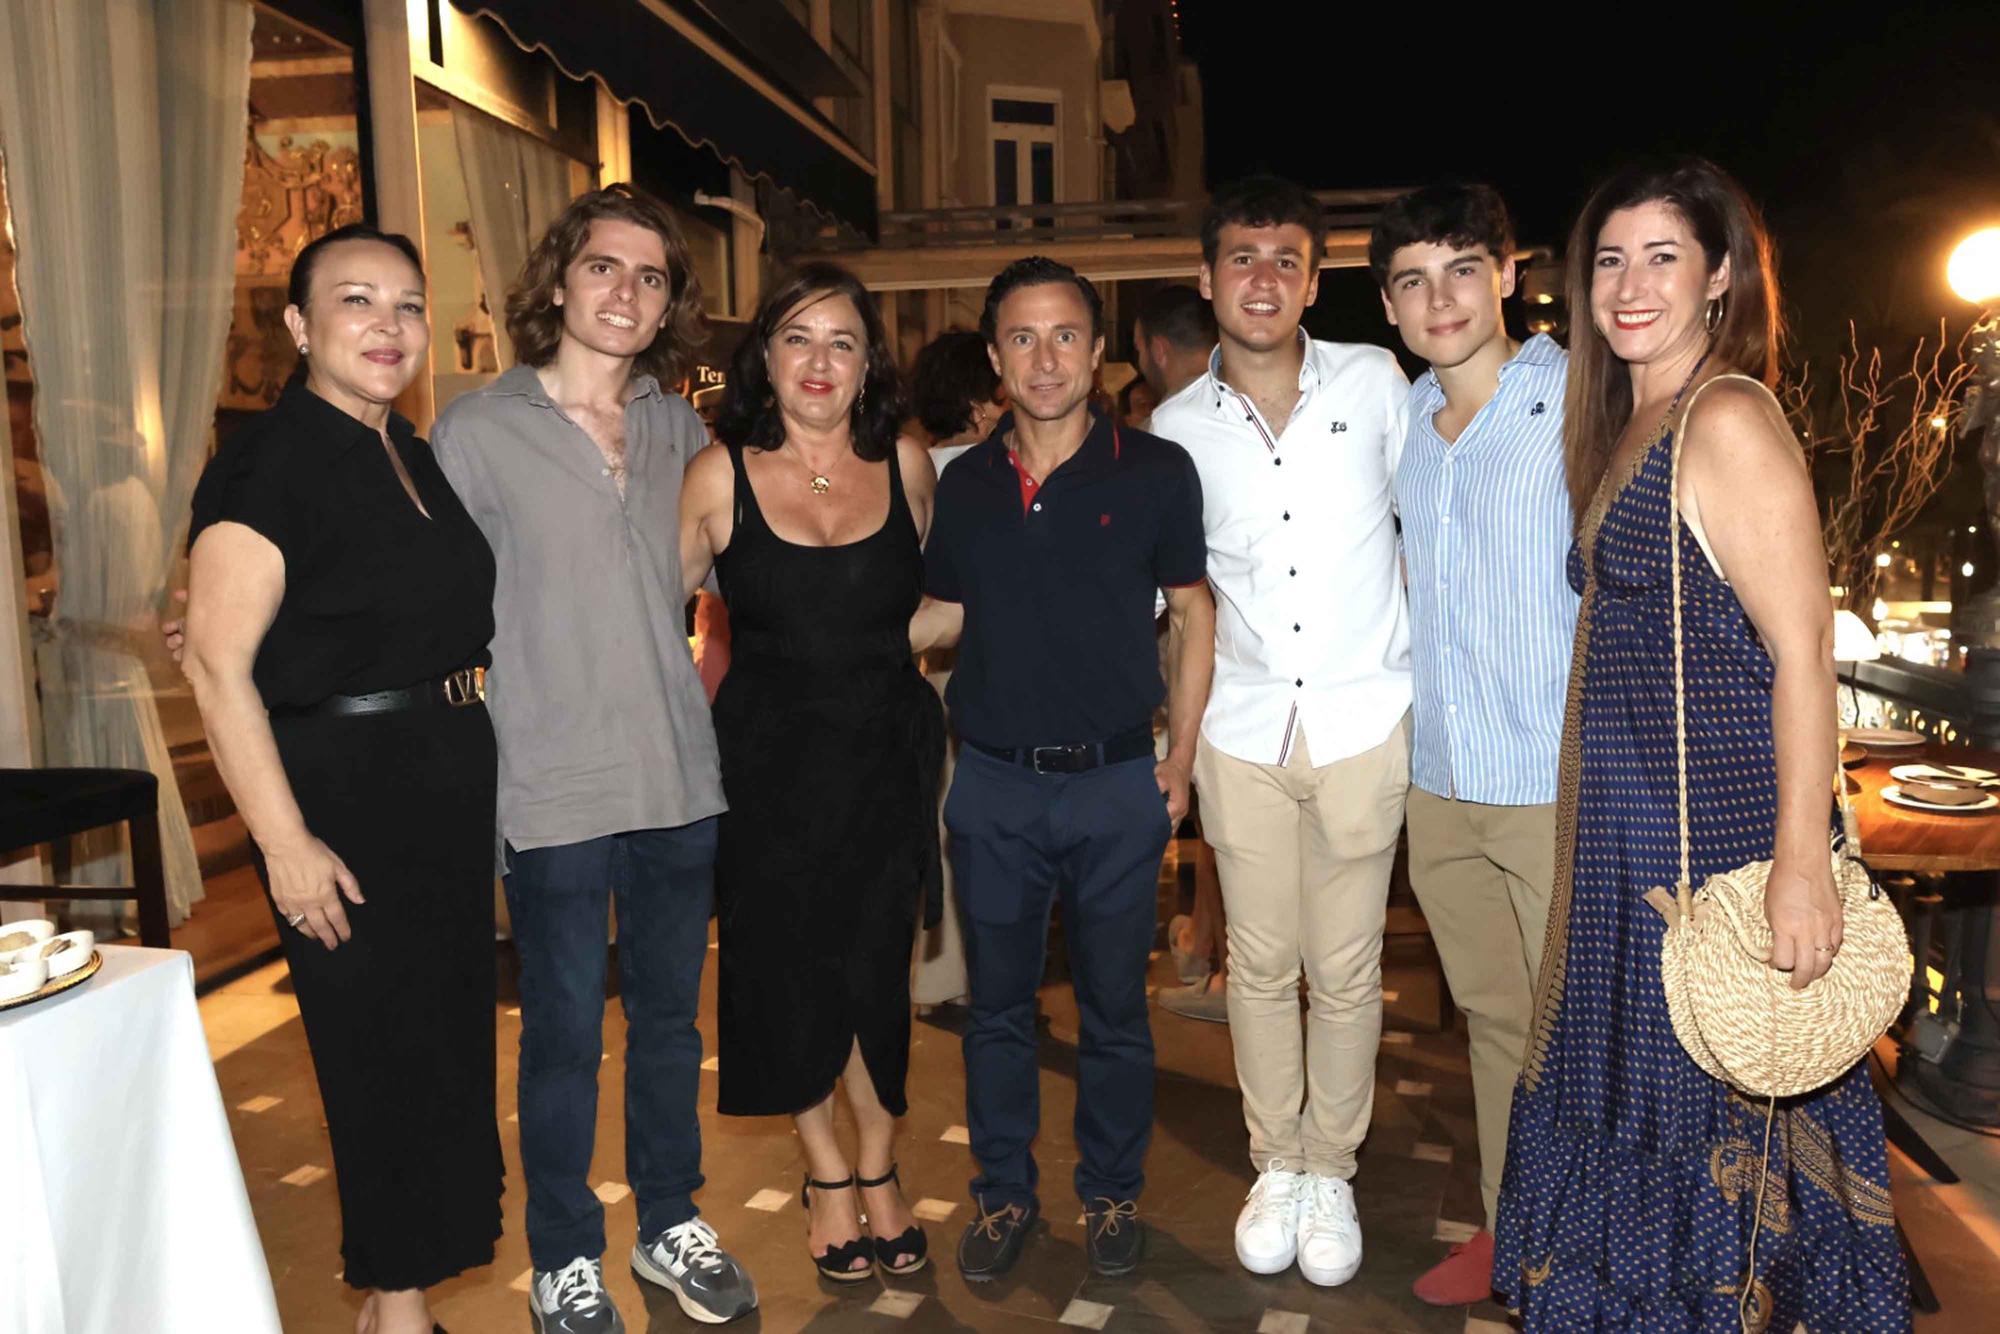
[443,666,486,707]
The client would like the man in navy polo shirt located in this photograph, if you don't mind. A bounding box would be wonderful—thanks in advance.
[912,257,1214,1282]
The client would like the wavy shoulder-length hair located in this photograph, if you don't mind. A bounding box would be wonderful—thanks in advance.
[505,183,705,384]
[1562,156,1783,526]
[714,263,907,462]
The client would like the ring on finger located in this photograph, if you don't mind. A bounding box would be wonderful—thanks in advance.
[287,911,307,928]
[1814,944,1832,954]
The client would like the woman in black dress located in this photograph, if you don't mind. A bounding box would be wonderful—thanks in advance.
[183,225,500,1334]
[680,264,944,1282]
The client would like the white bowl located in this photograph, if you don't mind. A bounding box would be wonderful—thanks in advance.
[0,954,48,1001]
[0,919,56,964]
[38,931,94,979]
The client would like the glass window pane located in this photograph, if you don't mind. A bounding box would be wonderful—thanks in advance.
[990,98,1056,126]
[993,139,1019,206]
[1030,142,1054,205]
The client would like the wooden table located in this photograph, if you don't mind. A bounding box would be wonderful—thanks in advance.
[1845,739,2000,1316]
[1846,741,2000,873]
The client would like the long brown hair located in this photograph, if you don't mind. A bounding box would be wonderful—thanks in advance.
[505,183,706,383]
[1561,157,1783,526]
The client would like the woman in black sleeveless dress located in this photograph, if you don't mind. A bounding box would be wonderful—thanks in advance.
[680,264,944,1282]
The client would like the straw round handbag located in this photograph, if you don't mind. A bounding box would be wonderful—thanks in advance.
[1643,375,1908,1102]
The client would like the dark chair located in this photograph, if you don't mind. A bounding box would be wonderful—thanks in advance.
[0,768,170,948]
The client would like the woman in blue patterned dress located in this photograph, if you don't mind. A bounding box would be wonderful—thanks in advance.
[1493,158,1909,1330]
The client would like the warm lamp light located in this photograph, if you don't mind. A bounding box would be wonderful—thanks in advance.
[1833,609,1881,664]
[1948,227,2000,306]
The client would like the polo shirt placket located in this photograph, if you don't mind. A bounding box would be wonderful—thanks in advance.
[924,410,1207,750]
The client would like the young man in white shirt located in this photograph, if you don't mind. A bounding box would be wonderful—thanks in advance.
[1149,176,1412,1288]
[1373,185,1575,1306]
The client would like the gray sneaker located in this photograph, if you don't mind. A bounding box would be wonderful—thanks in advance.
[530,1256,623,1333]
[632,1217,758,1324]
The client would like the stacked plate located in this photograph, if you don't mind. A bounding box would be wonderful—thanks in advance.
[0,920,99,1008]
[1849,727,1927,753]
[1884,762,2000,814]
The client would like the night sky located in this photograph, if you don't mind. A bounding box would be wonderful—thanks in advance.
[1178,0,2000,383]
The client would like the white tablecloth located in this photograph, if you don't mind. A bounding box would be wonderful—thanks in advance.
[0,946,279,1333]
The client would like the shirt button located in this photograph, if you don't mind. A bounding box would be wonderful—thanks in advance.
[1288,567,1296,576]
[1274,457,1283,466]
[1295,678,1304,687]
[1442,513,1452,524]
[1448,704,1458,714]
[601,467,610,476]
[1282,511,1291,521]
[1032,502,1042,512]
[1293,623,1300,632]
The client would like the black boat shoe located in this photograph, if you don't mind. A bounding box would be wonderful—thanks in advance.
[956,1197,1038,1281]
[1084,1198,1145,1277]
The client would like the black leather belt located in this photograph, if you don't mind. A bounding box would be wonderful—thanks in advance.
[269,667,486,720]
[964,724,1155,774]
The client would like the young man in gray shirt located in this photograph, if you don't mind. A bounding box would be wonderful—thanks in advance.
[431,185,753,1332]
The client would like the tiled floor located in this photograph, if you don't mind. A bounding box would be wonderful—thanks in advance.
[200,843,2000,1332]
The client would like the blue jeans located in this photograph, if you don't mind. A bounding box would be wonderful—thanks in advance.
[945,749,1172,1213]
[503,820,717,1270]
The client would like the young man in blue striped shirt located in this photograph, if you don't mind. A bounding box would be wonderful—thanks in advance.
[1372,185,1577,1306]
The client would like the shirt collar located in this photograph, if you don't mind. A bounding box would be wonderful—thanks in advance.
[277,377,416,455]
[486,362,663,406]
[973,407,1119,480]
[1203,327,1317,415]
[1414,332,1563,403]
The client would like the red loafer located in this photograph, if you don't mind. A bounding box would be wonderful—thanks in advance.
[1412,1227,1495,1306]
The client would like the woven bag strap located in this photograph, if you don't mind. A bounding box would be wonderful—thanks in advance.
[1662,352,1717,890]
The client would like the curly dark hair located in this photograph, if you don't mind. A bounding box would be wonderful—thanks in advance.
[714,263,907,462]
[504,183,705,384]
[1201,175,1324,270]
[979,256,1103,345]
[910,330,999,440]
[1367,184,1516,290]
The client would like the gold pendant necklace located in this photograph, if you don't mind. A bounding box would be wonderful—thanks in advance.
[809,473,831,495]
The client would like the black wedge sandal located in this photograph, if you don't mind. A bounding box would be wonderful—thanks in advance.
[857,1164,929,1276]
[801,1173,877,1282]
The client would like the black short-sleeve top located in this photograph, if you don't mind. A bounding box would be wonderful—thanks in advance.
[188,380,496,709]
[923,409,1207,747]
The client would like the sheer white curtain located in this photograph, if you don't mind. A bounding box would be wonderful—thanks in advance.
[0,0,253,924]
[452,102,576,368]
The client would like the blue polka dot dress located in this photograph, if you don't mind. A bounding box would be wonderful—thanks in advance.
[1493,399,1911,1332]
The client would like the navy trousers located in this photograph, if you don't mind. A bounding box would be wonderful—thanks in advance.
[503,819,717,1270]
[945,747,1173,1213]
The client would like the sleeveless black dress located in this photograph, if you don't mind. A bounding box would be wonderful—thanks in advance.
[713,443,945,1117]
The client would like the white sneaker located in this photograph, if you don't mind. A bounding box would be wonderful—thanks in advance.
[1296,1173,1363,1286]
[1233,1160,1304,1274]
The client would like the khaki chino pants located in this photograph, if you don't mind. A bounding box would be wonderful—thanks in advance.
[1193,718,1410,1180]
[1403,786,1554,1230]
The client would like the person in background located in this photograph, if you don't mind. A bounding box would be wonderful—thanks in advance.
[911,328,1004,470]
[1370,183,1573,1305]
[183,224,499,1334]
[680,263,945,1285]
[1129,283,1230,1024]
[1131,283,1217,415]
[1117,375,1158,428]
[905,329,1006,1014]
